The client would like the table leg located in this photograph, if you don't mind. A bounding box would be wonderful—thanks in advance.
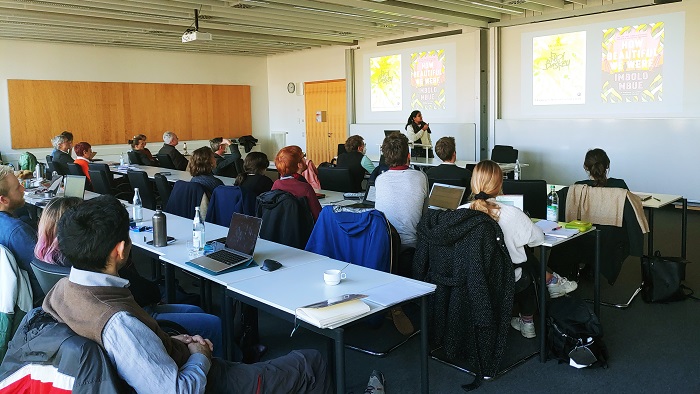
[647,208,655,257]
[539,246,547,363]
[222,291,233,361]
[421,296,429,394]
[164,263,176,303]
[682,198,688,259]
[334,329,345,394]
[594,229,601,318]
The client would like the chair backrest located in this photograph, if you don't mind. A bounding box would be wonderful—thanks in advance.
[67,162,85,176]
[256,190,314,249]
[165,180,208,219]
[153,173,172,208]
[88,170,113,195]
[490,145,519,163]
[88,162,114,183]
[45,155,57,176]
[337,143,346,157]
[127,150,142,165]
[52,161,69,176]
[156,153,176,170]
[30,259,70,294]
[318,166,358,193]
[502,179,547,219]
[306,206,393,272]
[126,170,156,210]
[234,158,244,175]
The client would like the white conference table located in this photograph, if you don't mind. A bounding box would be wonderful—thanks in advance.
[111,164,237,184]
[366,154,526,172]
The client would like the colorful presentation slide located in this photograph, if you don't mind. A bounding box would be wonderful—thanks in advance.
[532,31,586,105]
[370,54,402,112]
[601,22,664,103]
[410,49,446,110]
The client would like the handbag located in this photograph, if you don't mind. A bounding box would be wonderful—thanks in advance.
[640,251,694,303]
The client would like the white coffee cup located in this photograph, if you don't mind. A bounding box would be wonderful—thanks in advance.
[323,269,347,285]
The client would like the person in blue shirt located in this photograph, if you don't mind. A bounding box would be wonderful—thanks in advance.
[0,165,43,301]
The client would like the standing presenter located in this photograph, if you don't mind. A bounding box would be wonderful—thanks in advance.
[405,110,434,158]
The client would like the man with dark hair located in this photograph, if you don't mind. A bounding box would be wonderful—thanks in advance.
[42,195,331,393]
[158,131,188,171]
[209,137,240,178]
[426,137,471,195]
[336,135,375,192]
[0,165,42,300]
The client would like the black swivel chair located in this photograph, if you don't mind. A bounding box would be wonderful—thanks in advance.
[502,179,547,219]
[490,145,519,163]
[30,259,70,294]
[67,163,85,176]
[156,154,176,170]
[126,170,157,210]
[51,161,69,176]
[337,143,346,157]
[89,168,132,199]
[318,167,357,193]
[154,173,172,208]
[45,155,57,176]
[127,150,143,165]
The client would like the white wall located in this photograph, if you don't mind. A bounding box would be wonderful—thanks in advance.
[266,45,348,152]
[0,39,269,163]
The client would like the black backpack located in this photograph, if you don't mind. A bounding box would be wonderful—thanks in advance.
[547,296,609,368]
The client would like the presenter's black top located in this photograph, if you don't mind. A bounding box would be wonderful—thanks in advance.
[336,151,366,192]
[575,178,628,190]
[158,144,188,171]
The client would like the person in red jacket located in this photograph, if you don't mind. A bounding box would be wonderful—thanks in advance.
[271,146,322,220]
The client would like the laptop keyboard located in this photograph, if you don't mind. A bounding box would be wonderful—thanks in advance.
[206,250,247,266]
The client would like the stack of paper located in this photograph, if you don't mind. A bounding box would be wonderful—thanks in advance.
[535,220,579,238]
[296,298,370,328]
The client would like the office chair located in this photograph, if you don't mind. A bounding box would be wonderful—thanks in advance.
[153,173,172,208]
[66,163,85,176]
[491,145,519,163]
[337,143,346,157]
[502,179,547,219]
[127,150,143,165]
[30,259,70,294]
[165,181,208,219]
[156,154,176,170]
[318,167,358,192]
[256,190,314,249]
[51,161,69,176]
[126,170,157,210]
[205,185,252,226]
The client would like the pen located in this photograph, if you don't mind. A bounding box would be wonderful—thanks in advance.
[551,226,562,231]
[653,197,660,201]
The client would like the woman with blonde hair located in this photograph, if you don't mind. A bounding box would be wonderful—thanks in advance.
[461,160,577,338]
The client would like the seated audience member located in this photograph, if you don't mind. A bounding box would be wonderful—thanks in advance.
[42,195,331,393]
[460,161,577,339]
[33,197,224,357]
[60,131,74,156]
[337,135,375,192]
[235,152,273,198]
[73,142,94,181]
[158,131,188,171]
[426,136,471,191]
[50,134,74,166]
[272,146,322,220]
[576,148,628,189]
[210,137,240,178]
[188,147,224,198]
[0,166,43,300]
[129,134,158,166]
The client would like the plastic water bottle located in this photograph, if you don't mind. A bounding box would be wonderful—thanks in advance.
[514,159,522,180]
[183,142,188,155]
[119,152,125,166]
[132,188,143,222]
[192,207,205,250]
[546,185,559,222]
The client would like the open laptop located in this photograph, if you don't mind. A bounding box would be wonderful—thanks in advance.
[348,183,377,208]
[64,175,86,199]
[496,194,525,212]
[188,213,263,274]
[428,183,466,210]
[384,130,401,137]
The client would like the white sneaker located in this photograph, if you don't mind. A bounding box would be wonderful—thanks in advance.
[510,317,536,338]
[547,272,578,298]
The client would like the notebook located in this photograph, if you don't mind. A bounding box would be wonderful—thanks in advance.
[63,175,86,199]
[188,213,262,274]
[496,194,525,212]
[428,183,466,210]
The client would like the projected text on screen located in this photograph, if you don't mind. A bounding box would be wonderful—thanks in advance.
[370,55,402,112]
[532,32,586,105]
[411,50,446,110]
[602,22,664,103]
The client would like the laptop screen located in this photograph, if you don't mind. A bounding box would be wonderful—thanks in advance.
[496,195,525,211]
[225,213,263,256]
[64,175,86,199]
[429,183,466,210]
[384,130,401,137]
[364,185,377,203]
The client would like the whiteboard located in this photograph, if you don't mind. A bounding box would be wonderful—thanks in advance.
[349,123,477,161]
[496,118,700,201]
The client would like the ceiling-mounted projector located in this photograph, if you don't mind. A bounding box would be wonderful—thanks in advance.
[182,31,212,43]
[182,8,212,43]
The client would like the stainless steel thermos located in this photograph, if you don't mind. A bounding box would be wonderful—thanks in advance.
[152,207,167,247]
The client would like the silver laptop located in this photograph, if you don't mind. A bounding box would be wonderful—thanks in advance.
[348,184,377,208]
[428,183,467,210]
[496,194,525,212]
[64,175,86,199]
[188,213,263,274]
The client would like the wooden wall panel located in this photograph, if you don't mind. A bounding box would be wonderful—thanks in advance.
[7,80,252,149]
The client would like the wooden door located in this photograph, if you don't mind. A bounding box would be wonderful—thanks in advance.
[304,80,346,164]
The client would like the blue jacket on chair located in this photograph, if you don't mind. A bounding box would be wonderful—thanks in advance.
[165,181,206,219]
[305,206,392,272]
[205,185,256,226]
